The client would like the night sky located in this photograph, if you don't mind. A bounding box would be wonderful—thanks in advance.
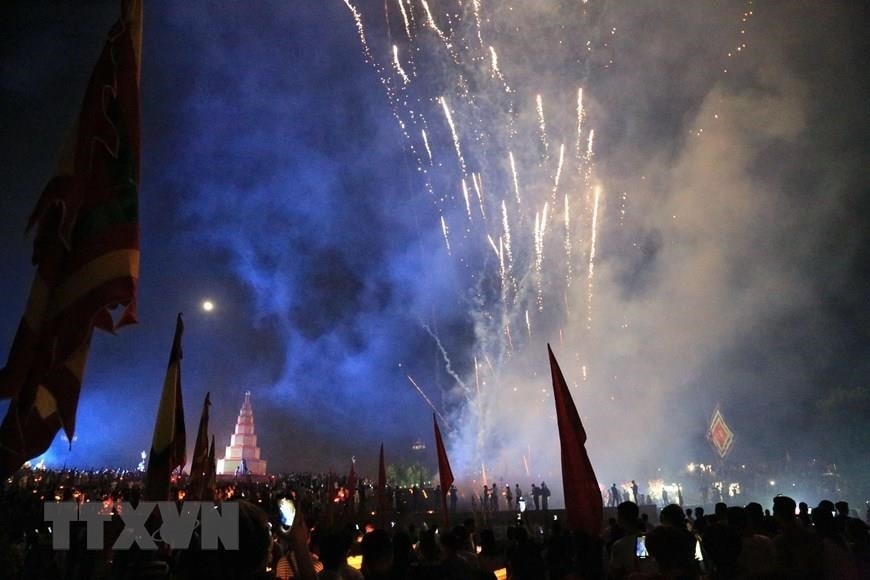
[0,1,867,488]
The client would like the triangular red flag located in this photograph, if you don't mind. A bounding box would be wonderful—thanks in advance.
[548,344,602,537]
[433,414,454,527]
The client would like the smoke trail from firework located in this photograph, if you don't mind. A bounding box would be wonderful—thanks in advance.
[342,0,374,63]
[575,88,585,157]
[440,96,467,175]
[586,185,602,329]
[534,209,544,310]
[421,129,433,163]
[420,0,452,51]
[471,0,483,48]
[407,375,449,426]
[462,179,473,221]
[552,143,565,211]
[488,46,510,92]
[392,45,410,85]
[422,322,469,393]
[501,200,514,272]
[583,130,596,185]
[498,237,507,300]
[487,234,499,259]
[525,309,532,337]
[474,356,481,396]
[396,0,412,41]
[509,151,521,205]
[536,94,549,156]
[487,234,508,301]
[564,193,573,288]
[472,173,485,218]
[441,215,451,255]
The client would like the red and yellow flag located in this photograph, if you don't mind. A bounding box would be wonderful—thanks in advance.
[144,314,187,501]
[0,0,142,478]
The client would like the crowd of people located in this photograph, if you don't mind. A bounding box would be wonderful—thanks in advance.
[2,466,870,578]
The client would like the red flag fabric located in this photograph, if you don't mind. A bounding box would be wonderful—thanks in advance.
[548,344,602,536]
[144,314,187,500]
[187,392,211,499]
[433,413,454,527]
[0,0,143,479]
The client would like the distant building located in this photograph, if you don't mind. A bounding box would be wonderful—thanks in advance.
[217,391,267,476]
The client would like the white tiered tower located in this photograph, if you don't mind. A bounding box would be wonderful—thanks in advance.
[217,391,267,476]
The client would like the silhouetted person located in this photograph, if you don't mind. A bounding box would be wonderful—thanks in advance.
[449,485,458,513]
[631,480,639,504]
[702,522,742,579]
[609,483,619,508]
[504,484,513,511]
[320,531,364,580]
[540,482,550,511]
[816,501,860,578]
[361,529,394,580]
[506,526,545,580]
[772,495,823,579]
[729,505,774,578]
[835,501,850,533]
[609,501,656,579]
[714,502,728,524]
[645,525,697,578]
[478,529,506,575]
[491,485,499,512]
[661,487,669,506]
[798,501,811,527]
[531,484,541,510]
[660,504,687,529]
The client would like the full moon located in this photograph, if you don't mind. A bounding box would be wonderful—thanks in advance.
[201,300,215,312]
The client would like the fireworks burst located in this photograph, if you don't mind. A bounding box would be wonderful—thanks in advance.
[342,0,618,483]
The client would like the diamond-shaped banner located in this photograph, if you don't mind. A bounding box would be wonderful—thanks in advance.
[707,407,734,459]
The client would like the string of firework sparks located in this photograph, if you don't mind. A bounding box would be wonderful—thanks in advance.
[342,0,606,432]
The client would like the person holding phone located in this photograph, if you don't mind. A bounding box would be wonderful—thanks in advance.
[608,502,658,579]
[272,494,318,580]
